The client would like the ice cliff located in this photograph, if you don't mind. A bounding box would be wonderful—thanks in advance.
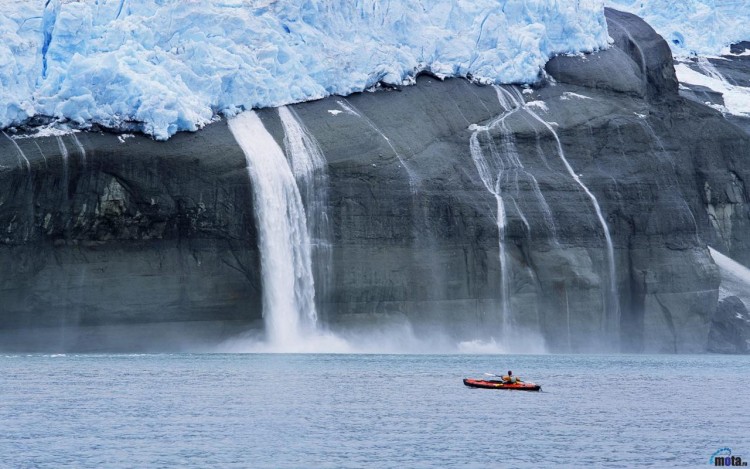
[0,0,609,139]
[4,1,750,140]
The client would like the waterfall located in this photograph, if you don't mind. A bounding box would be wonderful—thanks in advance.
[469,127,513,341]
[71,133,86,163]
[468,86,560,341]
[228,111,317,347]
[336,98,419,190]
[56,136,70,197]
[278,105,332,317]
[495,89,558,240]
[3,132,30,170]
[523,106,620,337]
[468,89,524,341]
[3,133,33,241]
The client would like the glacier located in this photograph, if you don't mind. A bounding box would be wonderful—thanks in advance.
[0,0,610,140]
[606,0,750,56]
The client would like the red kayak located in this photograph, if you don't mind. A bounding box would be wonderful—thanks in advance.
[463,378,541,391]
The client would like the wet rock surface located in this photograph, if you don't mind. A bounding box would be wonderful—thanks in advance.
[708,296,750,354]
[0,9,749,352]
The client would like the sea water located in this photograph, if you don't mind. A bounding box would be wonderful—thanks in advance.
[1,354,748,468]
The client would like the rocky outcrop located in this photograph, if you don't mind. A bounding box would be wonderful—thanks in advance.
[675,47,750,268]
[0,9,749,352]
[708,296,750,354]
[0,125,262,351]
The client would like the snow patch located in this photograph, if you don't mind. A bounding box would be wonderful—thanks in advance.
[709,247,750,309]
[560,91,592,100]
[11,125,77,139]
[675,63,750,116]
[526,100,549,112]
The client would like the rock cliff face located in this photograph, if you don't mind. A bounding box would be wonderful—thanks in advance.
[1,9,749,352]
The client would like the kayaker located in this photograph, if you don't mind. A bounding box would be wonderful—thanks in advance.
[502,371,519,384]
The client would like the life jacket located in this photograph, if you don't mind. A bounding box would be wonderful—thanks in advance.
[502,375,517,383]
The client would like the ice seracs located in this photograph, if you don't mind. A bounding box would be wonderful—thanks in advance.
[0,0,609,140]
[606,0,750,56]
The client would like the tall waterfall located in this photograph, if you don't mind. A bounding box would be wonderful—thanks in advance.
[469,129,513,340]
[523,102,620,337]
[469,85,619,342]
[228,111,317,347]
[468,86,558,341]
[278,106,332,318]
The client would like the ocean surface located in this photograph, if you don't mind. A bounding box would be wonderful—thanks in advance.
[1,353,748,468]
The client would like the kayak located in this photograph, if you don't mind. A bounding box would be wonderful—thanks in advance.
[463,378,541,391]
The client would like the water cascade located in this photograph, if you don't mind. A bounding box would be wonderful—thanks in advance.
[522,102,620,338]
[71,133,86,163]
[227,111,317,347]
[278,106,333,317]
[3,131,30,170]
[56,136,70,198]
[3,133,33,241]
[468,86,558,342]
[469,118,515,341]
[337,98,419,191]
[494,87,559,240]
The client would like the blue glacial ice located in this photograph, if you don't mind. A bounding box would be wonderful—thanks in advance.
[606,0,750,57]
[0,0,609,140]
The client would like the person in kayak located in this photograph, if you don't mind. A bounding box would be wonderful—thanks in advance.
[502,371,521,384]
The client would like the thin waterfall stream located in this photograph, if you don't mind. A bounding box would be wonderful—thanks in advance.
[522,99,620,338]
[278,105,333,320]
[468,85,558,343]
[469,85,620,344]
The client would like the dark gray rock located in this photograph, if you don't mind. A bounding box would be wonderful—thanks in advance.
[708,296,750,353]
[546,46,645,97]
[603,8,679,100]
[0,9,748,353]
[0,124,262,351]
[730,41,750,55]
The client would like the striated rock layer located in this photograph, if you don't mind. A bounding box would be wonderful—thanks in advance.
[0,9,749,352]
